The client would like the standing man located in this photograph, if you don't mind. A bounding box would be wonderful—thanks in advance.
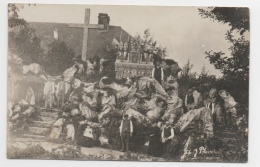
[147,120,163,157]
[185,88,195,112]
[56,76,66,108]
[152,61,164,85]
[119,114,133,152]
[161,121,175,157]
[44,77,55,108]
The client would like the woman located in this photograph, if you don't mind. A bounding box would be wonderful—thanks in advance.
[147,120,163,157]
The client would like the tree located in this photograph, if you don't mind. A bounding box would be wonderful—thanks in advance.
[8,4,44,64]
[178,60,198,99]
[198,7,249,34]
[133,29,167,59]
[198,65,217,86]
[43,40,75,76]
[198,7,249,104]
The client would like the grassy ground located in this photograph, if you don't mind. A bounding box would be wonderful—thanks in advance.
[7,138,166,161]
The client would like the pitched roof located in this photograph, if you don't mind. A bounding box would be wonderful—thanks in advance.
[28,22,131,58]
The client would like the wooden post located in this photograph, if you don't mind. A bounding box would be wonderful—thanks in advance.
[69,9,104,61]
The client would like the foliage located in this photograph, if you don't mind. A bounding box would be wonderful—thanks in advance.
[8,4,26,28]
[221,114,248,162]
[178,60,198,100]
[198,7,249,105]
[9,27,44,64]
[43,40,75,76]
[205,33,249,83]
[198,7,249,33]
[133,29,167,59]
[8,4,44,64]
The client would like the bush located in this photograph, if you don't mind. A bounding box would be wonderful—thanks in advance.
[43,40,75,76]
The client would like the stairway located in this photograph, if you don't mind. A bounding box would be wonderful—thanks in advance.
[22,108,61,140]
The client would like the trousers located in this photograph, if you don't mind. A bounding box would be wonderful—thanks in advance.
[45,93,54,108]
[186,103,195,112]
[57,92,65,108]
[121,133,130,152]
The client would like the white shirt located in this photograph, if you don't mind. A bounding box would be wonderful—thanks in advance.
[152,67,164,80]
[44,81,55,95]
[83,128,94,138]
[119,119,133,134]
[161,126,174,139]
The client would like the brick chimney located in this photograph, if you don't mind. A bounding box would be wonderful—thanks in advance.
[98,13,110,31]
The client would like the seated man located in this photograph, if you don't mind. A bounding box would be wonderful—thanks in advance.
[98,88,116,121]
[8,103,35,133]
[204,88,223,132]
[78,125,95,147]
[219,90,237,129]
[193,87,204,109]
[49,117,66,141]
[8,103,23,132]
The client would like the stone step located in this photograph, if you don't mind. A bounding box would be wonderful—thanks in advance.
[23,134,46,140]
[27,127,50,136]
[38,107,61,112]
[30,120,54,128]
[38,111,60,118]
[36,116,58,122]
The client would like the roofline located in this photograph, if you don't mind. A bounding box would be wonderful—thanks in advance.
[28,21,122,29]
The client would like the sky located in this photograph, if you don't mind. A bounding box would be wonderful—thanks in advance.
[18,4,239,77]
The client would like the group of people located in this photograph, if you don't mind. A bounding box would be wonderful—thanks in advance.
[8,100,36,134]
[119,114,175,157]
[151,59,238,130]
[8,56,240,160]
[43,75,68,109]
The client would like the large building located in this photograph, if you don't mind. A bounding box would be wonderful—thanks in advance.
[28,13,131,59]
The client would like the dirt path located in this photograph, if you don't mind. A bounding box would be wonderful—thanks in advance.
[9,138,165,161]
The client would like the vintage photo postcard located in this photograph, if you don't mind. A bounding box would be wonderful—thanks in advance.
[7,4,249,162]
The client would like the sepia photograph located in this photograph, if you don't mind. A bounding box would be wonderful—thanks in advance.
[7,4,249,162]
